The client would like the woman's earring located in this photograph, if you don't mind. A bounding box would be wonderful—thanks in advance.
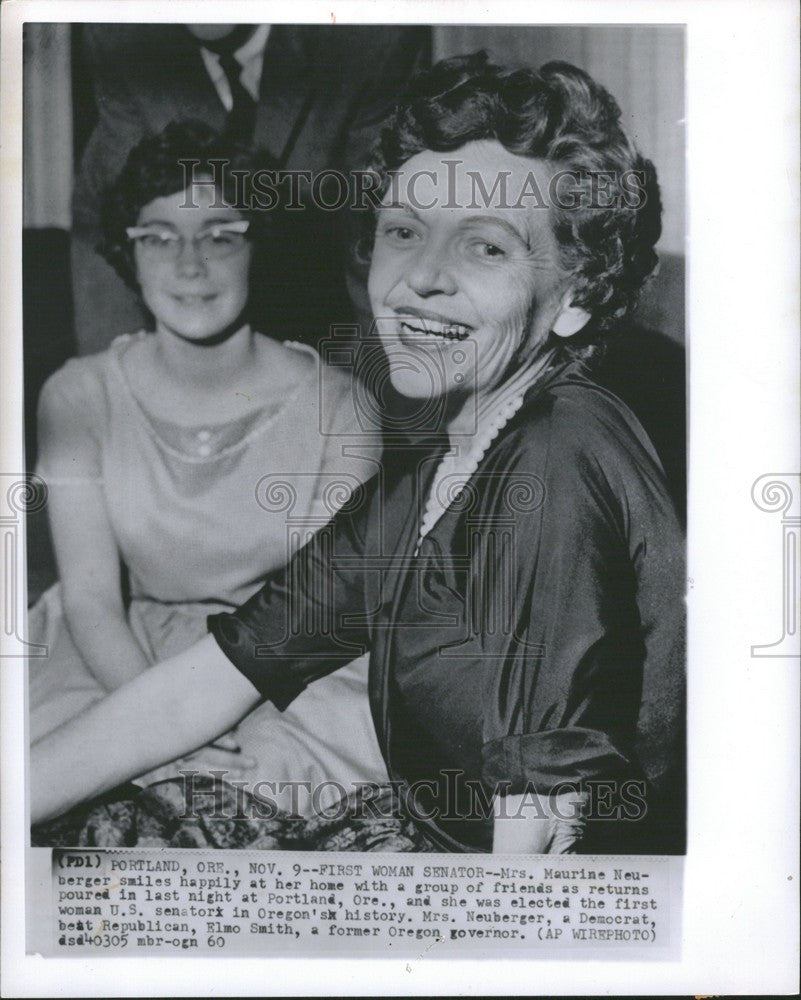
[552,295,591,338]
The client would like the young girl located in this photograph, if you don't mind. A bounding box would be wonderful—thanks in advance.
[29,121,386,815]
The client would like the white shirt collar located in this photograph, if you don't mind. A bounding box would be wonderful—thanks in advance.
[200,24,271,109]
[234,23,271,67]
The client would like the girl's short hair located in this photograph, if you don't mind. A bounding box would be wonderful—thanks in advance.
[101,119,272,289]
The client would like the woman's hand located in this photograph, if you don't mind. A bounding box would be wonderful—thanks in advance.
[30,635,261,825]
[179,731,259,783]
[492,790,588,854]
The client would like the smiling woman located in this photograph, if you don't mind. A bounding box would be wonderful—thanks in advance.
[32,57,684,856]
[369,146,588,406]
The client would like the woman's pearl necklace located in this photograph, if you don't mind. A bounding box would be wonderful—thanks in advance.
[415,354,554,552]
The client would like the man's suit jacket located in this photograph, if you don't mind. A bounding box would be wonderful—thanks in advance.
[72,24,431,353]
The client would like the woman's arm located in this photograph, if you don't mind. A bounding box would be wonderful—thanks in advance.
[31,635,261,825]
[37,367,150,691]
[485,396,685,854]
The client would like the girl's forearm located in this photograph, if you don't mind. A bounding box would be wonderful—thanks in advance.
[62,593,150,691]
[30,635,260,825]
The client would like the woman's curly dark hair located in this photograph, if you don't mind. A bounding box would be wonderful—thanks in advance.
[101,119,273,291]
[365,51,662,353]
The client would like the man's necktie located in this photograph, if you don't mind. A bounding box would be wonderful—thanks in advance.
[216,49,257,143]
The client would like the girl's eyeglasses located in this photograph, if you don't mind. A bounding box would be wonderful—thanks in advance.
[125,220,250,260]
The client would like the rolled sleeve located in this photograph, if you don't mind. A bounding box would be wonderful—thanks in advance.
[482,727,633,797]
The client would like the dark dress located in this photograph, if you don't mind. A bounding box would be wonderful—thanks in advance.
[208,361,686,854]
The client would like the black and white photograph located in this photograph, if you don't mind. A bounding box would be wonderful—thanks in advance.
[1,0,798,995]
[24,19,687,852]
